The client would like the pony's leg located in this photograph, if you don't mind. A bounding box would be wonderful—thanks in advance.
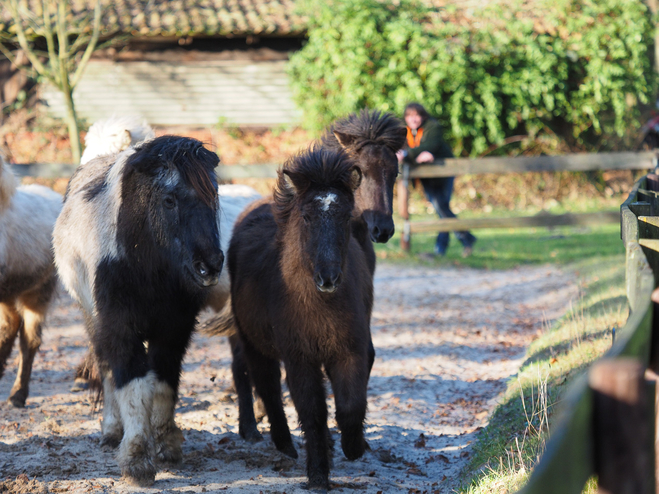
[8,278,55,407]
[242,337,297,458]
[148,342,188,465]
[285,359,330,491]
[326,353,369,461]
[229,334,262,443]
[0,302,21,382]
[114,369,157,486]
[100,370,124,448]
[101,332,156,486]
[8,307,43,407]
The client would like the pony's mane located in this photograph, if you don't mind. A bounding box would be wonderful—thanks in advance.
[273,146,354,223]
[0,154,18,211]
[320,109,406,152]
[130,135,219,209]
[81,116,155,165]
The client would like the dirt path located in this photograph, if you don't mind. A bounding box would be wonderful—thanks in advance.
[0,263,576,494]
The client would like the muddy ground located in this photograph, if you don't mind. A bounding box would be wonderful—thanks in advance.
[0,263,576,494]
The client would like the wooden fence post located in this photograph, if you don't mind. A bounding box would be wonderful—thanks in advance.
[398,163,411,251]
[589,358,654,494]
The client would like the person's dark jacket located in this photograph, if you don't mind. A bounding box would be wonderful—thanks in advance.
[403,117,453,164]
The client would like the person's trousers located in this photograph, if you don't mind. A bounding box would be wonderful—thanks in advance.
[420,177,476,254]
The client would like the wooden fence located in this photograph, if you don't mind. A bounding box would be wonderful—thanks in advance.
[515,173,659,494]
[397,151,658,251]
[11,151,657,253]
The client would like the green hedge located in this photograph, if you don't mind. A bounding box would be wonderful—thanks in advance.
[288,0,657,156]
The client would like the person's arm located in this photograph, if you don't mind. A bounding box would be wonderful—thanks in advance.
[404,122,453,163]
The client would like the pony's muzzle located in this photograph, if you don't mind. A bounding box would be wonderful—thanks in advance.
[193,251,223,287]
[314,270,343,293]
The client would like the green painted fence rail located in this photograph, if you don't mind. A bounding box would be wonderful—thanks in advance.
[515,173,659,494]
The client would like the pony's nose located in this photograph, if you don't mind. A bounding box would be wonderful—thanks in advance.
[194,250,224,286]
[314,270,342,293]
[370,220,395,243]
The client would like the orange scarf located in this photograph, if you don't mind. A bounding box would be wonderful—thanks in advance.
[406,127,423,148]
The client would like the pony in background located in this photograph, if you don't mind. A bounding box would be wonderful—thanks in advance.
[0,155,62,407]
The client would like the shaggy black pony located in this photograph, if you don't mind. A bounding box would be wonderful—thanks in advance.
[53,136,224,486]
[228,146,372,492]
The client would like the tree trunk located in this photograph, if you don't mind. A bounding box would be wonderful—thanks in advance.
[61,85,81,164]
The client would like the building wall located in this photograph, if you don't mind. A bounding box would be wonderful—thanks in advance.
[42,59,302,126]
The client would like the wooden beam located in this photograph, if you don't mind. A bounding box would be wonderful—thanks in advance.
[407,211,620,233]
[590,359,654,494]
[216,163,279,180]
[409,151,656,178]
[10,163,78,179]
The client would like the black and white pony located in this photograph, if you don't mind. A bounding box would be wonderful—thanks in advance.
[53,136,224,486]
[72,118,261,391]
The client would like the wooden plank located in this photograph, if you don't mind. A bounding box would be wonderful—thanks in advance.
[407,212,620,233]
[408,152,656,178]
[589,359,654,494]
[517,375,595,494]
[519,262,654,494]
[621,177,646,242]
[217,164,280,180]
[10,163,77,179]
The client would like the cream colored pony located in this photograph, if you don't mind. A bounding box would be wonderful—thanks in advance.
[0,156,62,407]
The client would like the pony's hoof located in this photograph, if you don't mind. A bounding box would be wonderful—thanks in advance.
[341,434,366,461]
[70,378,90,392]
[278,442,298,459]
[8,394,26,408]
[239,426,263,443]
[8,386,27,408]
[156,426,184,465]
[304,476,330,492]
[100,433,122,449]
[118,435,156,486]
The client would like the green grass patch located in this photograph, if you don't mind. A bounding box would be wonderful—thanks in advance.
[456,253,627,493]
[375,221,624,270]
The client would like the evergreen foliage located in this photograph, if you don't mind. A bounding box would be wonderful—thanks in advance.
[288,0,656,156]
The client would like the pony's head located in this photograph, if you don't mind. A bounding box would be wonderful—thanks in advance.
[322,109,406,243]
[118,135,223,289]
[274,147,361,294]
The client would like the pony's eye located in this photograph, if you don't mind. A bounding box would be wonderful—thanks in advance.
[163,195,176,209]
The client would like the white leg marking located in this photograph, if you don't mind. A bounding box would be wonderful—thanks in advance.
[101,374,123,446]
[151,380,183,464]
[115,371,157,486]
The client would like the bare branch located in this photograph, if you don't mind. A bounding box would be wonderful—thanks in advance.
[0,43,38,79]
[70,0,101,89]
[38,0,62,86]
[3,0,52,80]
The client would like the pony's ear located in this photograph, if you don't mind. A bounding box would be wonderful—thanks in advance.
[349,166,362,191]
[334,131,358,149]
[282,170,306,194]
[119,129,132,151]
[379,126,407,151]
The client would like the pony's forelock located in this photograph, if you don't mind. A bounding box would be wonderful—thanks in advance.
[131,136,219,209]
[274,146,356,224]
[320,109,406,153]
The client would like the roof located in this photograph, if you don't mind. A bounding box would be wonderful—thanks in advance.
[0,0,308,38]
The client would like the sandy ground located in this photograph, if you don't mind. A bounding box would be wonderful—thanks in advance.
[0,263,576,494]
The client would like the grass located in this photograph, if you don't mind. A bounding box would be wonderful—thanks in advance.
[456,252,627,493]
[375,196,628,493]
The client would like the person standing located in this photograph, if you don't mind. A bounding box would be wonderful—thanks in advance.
[396,102,476,257]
